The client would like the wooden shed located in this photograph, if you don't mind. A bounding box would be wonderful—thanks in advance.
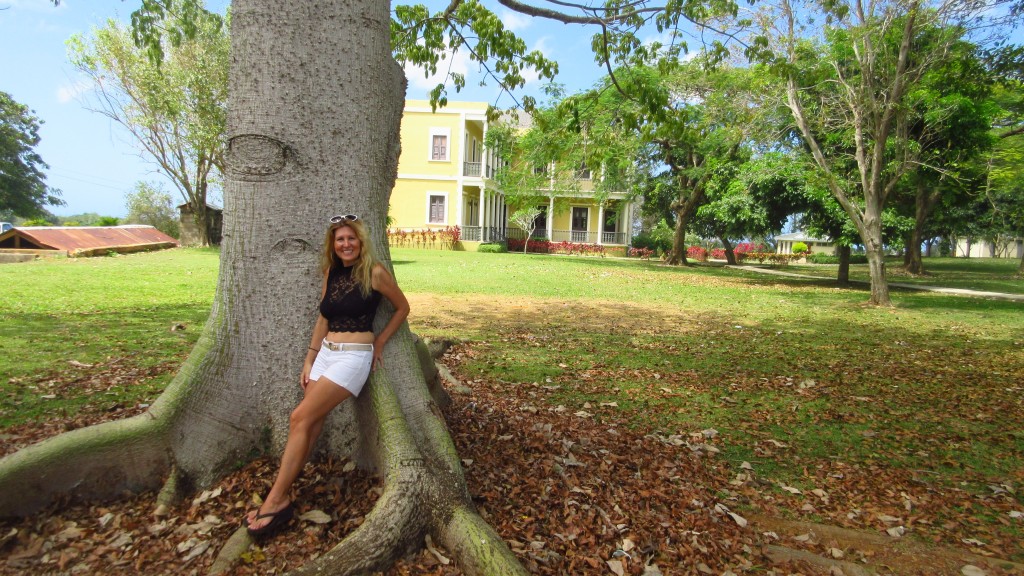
[0,225,179,258]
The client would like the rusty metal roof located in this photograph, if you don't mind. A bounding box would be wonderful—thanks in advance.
[0,225,179,253]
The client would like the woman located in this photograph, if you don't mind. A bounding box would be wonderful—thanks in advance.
[246,214,410,537]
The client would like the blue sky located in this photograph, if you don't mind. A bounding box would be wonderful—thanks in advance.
[0,0,607,218]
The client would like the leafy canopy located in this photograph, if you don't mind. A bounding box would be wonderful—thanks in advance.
[0,91,64,218]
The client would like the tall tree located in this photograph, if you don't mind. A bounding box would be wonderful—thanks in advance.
[125,180,181,238]
[2,0,557,574]
[0,91,64,217]
[898,37,996,274]
[617,64,766,265]
[763,0,1016,305]
[693,152,811,264]
[66,7,228,246]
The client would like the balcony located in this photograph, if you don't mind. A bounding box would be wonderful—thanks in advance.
[506,228,629,245]
[464,162,482,177]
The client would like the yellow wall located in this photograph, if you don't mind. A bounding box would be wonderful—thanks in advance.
[397,100,487,178]
[391,100,488,230]
[391,178,458,228]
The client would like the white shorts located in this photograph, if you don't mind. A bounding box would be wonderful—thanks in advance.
[309,344,373,396]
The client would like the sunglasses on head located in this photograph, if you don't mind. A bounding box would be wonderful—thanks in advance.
[330,214,359,223]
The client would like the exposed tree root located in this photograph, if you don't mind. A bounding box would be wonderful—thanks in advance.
[439,506,531,576]
[209,527,254,575]
[0,412,171,517]
[0,309,229,518]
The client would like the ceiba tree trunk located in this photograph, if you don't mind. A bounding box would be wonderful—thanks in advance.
[0,1,527,574]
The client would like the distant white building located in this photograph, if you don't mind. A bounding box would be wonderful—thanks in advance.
[775,232,836,255]
[953,236,1023,259]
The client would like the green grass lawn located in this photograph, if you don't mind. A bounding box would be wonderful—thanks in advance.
[785,256,1024,294]
[0,248,219,425]
[2,247,1022,551]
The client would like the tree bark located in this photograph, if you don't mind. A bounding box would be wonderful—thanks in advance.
[665,188,704,265]
[862,206,892,305]
[0,1,528,574]
[905,182,941,275]
[720,236,737,265]
[837,245,851,285]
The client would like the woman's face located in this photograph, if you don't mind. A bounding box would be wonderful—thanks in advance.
[334,225,361,265]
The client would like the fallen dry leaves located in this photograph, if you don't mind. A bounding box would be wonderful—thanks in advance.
[1,338,1021,575]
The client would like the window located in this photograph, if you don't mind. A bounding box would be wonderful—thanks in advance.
[533,205,547,237]
[534,163,548,176]
[603,209,617,233]
[571,206,589,242]
[576,163,592,179]
[427,193,447,224]
[429,128,450,161]
[431,135,447,161]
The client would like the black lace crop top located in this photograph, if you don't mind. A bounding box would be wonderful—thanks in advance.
[319,264,382,333]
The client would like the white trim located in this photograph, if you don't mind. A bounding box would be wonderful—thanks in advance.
[428,127,451,162]
[426,192,449,225]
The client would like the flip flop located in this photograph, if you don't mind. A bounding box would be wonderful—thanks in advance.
[245,503,295,538]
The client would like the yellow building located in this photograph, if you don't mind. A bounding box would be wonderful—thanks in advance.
[390,100,636,247]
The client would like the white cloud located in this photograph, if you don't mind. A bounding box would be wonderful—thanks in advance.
[403,49,472,91]
[517,37,555,88]
[499,9,532,33]
[56,79,92,104]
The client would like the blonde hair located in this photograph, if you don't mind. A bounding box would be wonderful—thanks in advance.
[321,219,378,296]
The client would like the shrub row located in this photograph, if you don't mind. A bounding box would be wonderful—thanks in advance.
[709,242,766,260]
[478,242,508,253]
[507,238,606,257]
[738,252,805,265]
[807,253,869,265]
[628,247,655,260]
[388,226,461,250]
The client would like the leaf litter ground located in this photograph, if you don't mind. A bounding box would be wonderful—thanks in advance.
[1,292,1022,575]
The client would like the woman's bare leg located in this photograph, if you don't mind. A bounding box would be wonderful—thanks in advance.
[247,378,352,530]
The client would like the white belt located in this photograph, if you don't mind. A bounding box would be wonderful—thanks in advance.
[322,340,373,352]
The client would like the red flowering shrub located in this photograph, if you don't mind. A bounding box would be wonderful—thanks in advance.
[629,247,655,260]
[387,226,461,250]
[507,239,605,257]
[687,246,708,262]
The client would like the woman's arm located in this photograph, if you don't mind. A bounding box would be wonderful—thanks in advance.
[370,264,411,370]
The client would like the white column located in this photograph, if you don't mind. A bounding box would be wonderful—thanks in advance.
[490,193,497,238]
[597,204,605,245]
[547,196,554,240]
[477,190,485,239]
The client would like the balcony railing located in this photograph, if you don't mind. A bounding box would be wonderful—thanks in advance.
[464,162,482,177]
[507,228,629,245]
[463,226,507,242]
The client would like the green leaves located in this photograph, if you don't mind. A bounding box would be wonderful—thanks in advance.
[392,0,558,111]
[0,92,64,217]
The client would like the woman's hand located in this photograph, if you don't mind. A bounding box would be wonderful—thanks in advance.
[372,340,384,371]
[301,358,313,389]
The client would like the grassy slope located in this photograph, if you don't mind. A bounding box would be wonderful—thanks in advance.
[2,247,1021,554]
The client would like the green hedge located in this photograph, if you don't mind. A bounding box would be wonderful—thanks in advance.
[478,242,508,253]
[807,253,869,265]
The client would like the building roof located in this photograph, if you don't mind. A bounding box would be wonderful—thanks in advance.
[0,225,179,253]
[775,231,832,243]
